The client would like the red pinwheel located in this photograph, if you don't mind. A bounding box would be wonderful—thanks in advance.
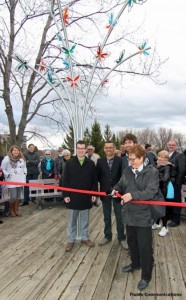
[96,45,108,61]
[63,8,69,25]
[66,75,80,87]
[39,60,46,72]
[101,79,109,86]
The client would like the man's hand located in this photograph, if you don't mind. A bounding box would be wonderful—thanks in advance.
[121,193,132,205]
[91,196,97,202]
[64,197,70,203]
[111,190,118,198]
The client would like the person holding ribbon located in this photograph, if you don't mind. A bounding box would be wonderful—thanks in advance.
[112,144,159,291]
[1,145,27,217]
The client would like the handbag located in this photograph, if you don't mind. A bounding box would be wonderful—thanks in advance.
[166,181,174,199]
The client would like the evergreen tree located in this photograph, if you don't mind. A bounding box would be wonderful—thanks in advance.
[90,120,104,156]
[104,124,112,142]
[63,123,74,154]
[84,127,91,146]
[112,133,120,149]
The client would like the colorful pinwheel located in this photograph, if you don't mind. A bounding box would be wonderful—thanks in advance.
[96,45,108,61]
[101,79,109,86]
[62,58,75,70]
[62,44,76,58]
[56,33,62,41]
[39,59,46,72]
[66,75,80,87]
[47,66,55,84]
[16,55,28,70]
[138,41,149,56]
[106,13,117,29]
[63,7,69,25]
[128,0,146,9]
[115,50,125,64]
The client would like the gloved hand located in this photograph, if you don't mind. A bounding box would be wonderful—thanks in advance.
[54,174,58,180]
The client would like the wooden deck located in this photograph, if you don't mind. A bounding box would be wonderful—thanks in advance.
[0,202,185,300]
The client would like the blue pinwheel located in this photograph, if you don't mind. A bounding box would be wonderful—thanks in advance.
[128,0,147,9]
[106,13,117,29]
[47,65,55,84]
[61,58,75,70]
[138,41,149,56]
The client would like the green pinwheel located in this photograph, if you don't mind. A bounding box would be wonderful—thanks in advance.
[16,55,28,70]
[115,50,125,64]
[62,44,76,58]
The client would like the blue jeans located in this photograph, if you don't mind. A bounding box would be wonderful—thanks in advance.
[102,197,125,241]
[67,209,89,242]
[24,173,39,203]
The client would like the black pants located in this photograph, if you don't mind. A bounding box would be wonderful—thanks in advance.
[127,225,153,281]
[102,198,125,241]
[24,173,39,203]
[171,183,182,224]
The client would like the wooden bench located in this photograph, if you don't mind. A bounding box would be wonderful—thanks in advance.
[29,179,63,210]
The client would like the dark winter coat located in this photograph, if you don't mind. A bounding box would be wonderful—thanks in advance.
[54,156,64,175]
[169,151,186,185]
[24,151,40,175]
[63,156,98,210]
[41,158,55,179]
[114,165,159,227]
[96,156,122,201]
[158,163,174,198]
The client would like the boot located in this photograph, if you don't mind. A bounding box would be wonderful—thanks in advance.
[9,202,16,217]
[15,200,22,217]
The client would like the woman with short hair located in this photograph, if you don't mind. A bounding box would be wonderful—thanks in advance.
[112,144,160,291]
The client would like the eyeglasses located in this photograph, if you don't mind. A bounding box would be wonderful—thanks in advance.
[87,148,93,151]
[45,154,51,156]
[77,147,86,150]
[64,154,70,157]
[129,157,137,162]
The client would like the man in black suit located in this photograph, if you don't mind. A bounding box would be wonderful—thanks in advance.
[167,140,186,227]
[96,142,128,249]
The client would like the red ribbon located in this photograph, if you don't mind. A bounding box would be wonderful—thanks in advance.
[0,180,186,207]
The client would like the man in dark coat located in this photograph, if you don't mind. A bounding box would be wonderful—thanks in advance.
[63,140,98,252]
[167,140,186,227]
[96,142,127,249]
[22,144,40,205]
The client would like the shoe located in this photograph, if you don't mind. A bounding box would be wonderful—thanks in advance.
[81,239,95,247]
[137,279,149,290]
[152,223,161,230]
[98,238,111,246]
[120,239,129,250]
[64,242,74,252]
[122,264,140,273]
[0,220,3,224]
[20,202,29,206]
[158,226,168,237]
[167,221,180,227]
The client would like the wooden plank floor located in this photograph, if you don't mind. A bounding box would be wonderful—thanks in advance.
[0,202,185,300]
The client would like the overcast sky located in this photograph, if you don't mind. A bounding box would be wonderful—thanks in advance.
[96,0,186,134]
[1,0,186,149]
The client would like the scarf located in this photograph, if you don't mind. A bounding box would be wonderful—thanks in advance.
[46,157,52,171]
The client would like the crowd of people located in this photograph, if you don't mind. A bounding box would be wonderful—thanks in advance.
[0,135,186,291]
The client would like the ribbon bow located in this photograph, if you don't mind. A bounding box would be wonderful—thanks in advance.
[63,7,69,25]
[39,59,46,72]
[115,50,125,64]
[16,55,28,70]
[62,44,76,58]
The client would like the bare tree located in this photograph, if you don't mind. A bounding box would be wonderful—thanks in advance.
[0,0,165,147]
